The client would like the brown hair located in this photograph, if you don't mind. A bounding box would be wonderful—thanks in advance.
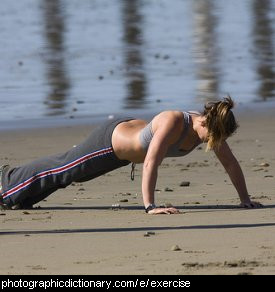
[203,96,239,150]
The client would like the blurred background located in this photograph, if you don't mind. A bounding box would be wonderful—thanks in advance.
[0,0,274,128]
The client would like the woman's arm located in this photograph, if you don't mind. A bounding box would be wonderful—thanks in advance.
[142,112,182,214]
[214,141,262,208]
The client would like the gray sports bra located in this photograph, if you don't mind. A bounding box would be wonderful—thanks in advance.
[139,111,201,157]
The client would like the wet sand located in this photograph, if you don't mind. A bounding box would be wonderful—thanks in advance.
[1,108,275,275]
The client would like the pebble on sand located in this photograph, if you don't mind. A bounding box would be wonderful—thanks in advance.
[144,231,156,237]
[180,181,190,187]
[259,162,269,167]
[164,187,173,192]
[119,199,128,203]
[111,204,121,210]
[171,245,182,251]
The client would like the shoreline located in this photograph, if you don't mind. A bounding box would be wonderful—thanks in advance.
[0,104,275,275]
[1,100,275,132]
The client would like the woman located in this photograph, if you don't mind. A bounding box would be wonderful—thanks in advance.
[0,96,262,213]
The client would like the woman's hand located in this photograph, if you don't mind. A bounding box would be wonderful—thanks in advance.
[239,201,263,208]
[147,207,180,214]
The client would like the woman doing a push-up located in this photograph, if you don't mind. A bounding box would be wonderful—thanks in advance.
[0,96,262,213]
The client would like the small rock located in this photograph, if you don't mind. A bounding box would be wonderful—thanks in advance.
[119,199,128,203]
[111,203,121,210]
[120,192,132,196]
[144,231,155,237]
[253,168,264,172]
[164,187,173,192]
[180,181,190,187]
[171,245,181,251]
[259,162,269,167]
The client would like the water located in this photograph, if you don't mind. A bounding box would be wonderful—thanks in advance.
[0,0,275,128]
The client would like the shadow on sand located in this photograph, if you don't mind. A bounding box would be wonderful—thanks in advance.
[1,222,275,236]
[1,204,275,236]
[40,203,275,211]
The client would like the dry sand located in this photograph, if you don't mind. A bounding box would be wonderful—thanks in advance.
[1,107,275,275]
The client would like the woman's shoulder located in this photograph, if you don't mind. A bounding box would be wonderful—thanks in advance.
[154,110,183,121]
[151,110,184,133]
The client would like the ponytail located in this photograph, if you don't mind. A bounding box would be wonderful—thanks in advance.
[203,96,238,150]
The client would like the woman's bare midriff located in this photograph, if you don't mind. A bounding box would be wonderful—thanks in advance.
[112,119,148,163]
[111,111,200,163]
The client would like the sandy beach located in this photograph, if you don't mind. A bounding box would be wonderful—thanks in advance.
[0,107,275,275]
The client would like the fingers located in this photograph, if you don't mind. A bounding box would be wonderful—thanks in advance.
[162,207,180,214]
[240,201,263,209]
[148,207,180,215]
[251,201,264,208]
[168,207,180,214]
